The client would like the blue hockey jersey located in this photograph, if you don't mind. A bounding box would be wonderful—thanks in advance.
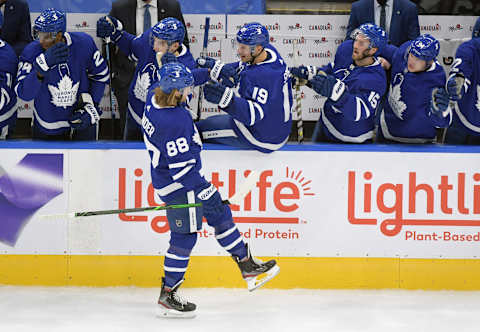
[448,38,480,135]
[116,29,196,126]
[380,41,451,143]
[319,39,386,143]
[0,39,18,136]
[15,32,109,135]
[218,45,293,152]
[142,88,207,202]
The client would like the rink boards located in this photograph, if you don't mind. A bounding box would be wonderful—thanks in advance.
[1,143,480,290]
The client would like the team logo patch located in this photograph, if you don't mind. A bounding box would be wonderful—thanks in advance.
[48,75,79,108]
[176,219,183,227]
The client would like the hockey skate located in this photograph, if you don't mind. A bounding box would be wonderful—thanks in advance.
[233,244,280,291]
[157,278,196,318]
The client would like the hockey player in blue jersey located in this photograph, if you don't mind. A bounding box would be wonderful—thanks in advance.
[0,13,18,139]
[96,16,237,141]
[194,22,293,153]
[444,17,480,145]
[376,34,451,143]
[15,8,109,140]
[290,23,387,143]
[142,62,279,318]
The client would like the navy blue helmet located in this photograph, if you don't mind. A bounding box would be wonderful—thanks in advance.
[34,8,66,38]
[151,17,186,46]
[352,23,387,53]
[236,22,269,47]
[408,34,439,62]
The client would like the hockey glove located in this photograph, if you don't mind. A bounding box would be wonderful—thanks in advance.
[309,73,346,102]
[289,65,317,81]
[96,16,123,42]
[430,87,450,116]
[204,82,234,108]
[197,183,225,216]
[69,93,101,130]
[33,42,69,76]
[446,74,467,101]
[197,57,239,88]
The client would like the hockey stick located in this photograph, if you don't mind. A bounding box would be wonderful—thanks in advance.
[104,36,117,139]
[196,16,210,121]
[39,170,260,220]
[292,40,304,143]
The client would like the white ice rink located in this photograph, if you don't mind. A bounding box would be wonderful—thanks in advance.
[1,286,479,332]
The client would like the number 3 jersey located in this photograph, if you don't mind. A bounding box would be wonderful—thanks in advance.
[15,32,109,135]
[142,88,206,202]
[319,39,386,143]
[381,41,451,143]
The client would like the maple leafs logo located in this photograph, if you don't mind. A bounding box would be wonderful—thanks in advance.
[48,76,79,108]
[133,72,152,102]
[388,74,407,120]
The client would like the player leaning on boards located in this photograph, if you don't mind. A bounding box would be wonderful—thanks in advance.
[444,17,480,145]
[376,34,451,143]
[194,22,293,153]
[142,62,280,318]
[290,23,387,143]
[15,8,109,140]
[0,12,18,140]
[96,15,237,140]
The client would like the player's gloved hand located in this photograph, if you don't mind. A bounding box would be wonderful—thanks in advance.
[197,57,239,88]
[430,87,450,116]
[96,16,123,41]
[197,183,225,216]
[204,81,234,108]
[69,93,101,130]
[446,74,466,101]
[289,65,317,81]
[309,73,346,102]
[33,42,69,76]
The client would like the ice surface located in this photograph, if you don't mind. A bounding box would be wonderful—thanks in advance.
[1,287,479,332]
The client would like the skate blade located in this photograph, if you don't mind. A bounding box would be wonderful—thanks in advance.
[156,306,196,319]
[246,265,280,292]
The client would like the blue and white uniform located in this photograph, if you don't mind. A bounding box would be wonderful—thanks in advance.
[15,32,109,136]
[142,62,247,291]
[116,30,195,127]
[0,38,18,139]
[315,39,386,143]
[447,38,480,139]
[380,41,451,143]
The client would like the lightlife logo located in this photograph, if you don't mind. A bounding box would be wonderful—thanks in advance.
[117,167,315,234]
[347,171,480,237]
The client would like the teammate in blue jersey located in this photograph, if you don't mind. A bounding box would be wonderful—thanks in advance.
[0,13,18,140]
[376,34,451,143]
[445,17,480,145]
[142,62,279,318]
[291,23,387,143]
[15,8,109,140]
[194,22,293,153]
[96,16,236,141]
[97,16,195,140]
